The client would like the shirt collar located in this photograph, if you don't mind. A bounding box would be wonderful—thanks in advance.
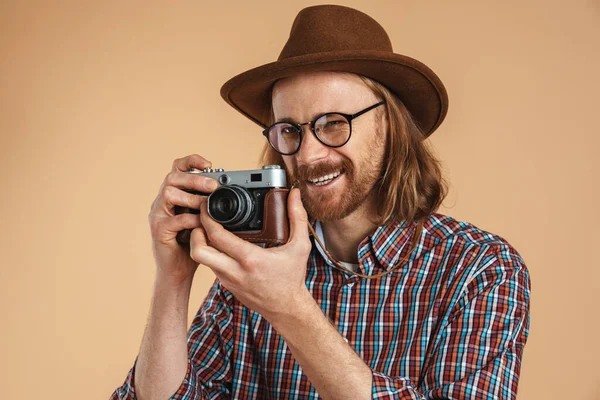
[310,218,422,273]
[359,219,419,272]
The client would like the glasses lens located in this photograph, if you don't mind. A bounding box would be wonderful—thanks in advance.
[314,114,350,146]
[268,123,300,154]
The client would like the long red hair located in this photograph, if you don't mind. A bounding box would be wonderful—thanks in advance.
[258,74,449,227]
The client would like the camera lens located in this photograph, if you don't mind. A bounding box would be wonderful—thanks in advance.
[207,185,254,228]
[216,197,233,213]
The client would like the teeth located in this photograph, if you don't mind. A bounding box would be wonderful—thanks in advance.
[309,170,342,185]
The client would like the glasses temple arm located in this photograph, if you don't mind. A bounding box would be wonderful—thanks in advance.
[350,100,387,119]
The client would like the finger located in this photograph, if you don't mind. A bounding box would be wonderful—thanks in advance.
[162,185,206,211]
[286,188,310,246]
[171,154,212,173]
[150,212,202,244]
[160,212,201,235]
[190,226,208,247]
[165,170,219,195]
[190,231,241,275]
[189,221,241,250]
[199,200,259,262]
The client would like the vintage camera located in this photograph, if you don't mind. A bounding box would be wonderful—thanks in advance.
[174,165,290,245]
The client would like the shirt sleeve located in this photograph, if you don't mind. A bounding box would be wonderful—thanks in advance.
[109,278,234,400]
[370,244,531,400]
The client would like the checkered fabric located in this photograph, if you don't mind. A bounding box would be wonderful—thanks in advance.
[111,213,530,399]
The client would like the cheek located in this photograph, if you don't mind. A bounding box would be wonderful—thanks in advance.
[342,137,369,164]
[356,132,386,171]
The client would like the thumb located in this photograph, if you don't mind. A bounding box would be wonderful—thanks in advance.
[287,187,309,244]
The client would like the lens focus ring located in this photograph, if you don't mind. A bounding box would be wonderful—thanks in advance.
[207,186,254,228]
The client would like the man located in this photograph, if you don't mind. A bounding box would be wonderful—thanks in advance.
[111,5,530,400]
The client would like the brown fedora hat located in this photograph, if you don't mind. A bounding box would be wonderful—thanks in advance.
[220,4,448,137]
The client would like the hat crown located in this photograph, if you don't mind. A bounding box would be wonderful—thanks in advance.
[278,5,393,61]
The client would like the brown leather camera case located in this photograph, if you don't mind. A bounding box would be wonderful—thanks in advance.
[235,188,289,245]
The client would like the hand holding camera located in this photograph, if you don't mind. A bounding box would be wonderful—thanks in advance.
[147,154,220,286]
[148,153,291,286]
[147,154,310,323]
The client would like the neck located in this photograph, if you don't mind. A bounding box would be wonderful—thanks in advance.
[318,197,379,264]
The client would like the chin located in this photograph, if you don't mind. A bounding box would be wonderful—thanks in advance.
[298,165,380,221]
[304,196,364,221]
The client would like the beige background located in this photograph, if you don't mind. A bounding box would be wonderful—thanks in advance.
[1,0,599,399]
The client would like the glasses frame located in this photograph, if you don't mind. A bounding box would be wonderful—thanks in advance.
[262,100,386,156]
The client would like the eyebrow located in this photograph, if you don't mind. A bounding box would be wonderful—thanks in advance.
[275,117,299,124]
[275,111,337,125]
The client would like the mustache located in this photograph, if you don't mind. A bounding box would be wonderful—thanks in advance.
[291,158,353,181]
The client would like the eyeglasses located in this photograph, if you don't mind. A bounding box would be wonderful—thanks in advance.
[262,101,386,155]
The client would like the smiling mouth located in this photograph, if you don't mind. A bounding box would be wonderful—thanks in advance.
[307,169,344,186]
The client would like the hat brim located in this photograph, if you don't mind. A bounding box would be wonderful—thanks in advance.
[220,50,448,137]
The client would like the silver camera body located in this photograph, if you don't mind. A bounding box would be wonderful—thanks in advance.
[188,165,287,189]
[183,165,287,232]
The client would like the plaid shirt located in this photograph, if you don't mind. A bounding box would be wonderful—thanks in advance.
[111,213,530,399]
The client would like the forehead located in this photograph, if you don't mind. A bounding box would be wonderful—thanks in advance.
[271,72,377,120]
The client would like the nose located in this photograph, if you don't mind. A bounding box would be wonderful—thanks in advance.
[295,124,330,165]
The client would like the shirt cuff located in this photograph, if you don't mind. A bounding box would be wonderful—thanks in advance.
[371,371,424,400]
[110,357,202,400]
[109,357,138,400]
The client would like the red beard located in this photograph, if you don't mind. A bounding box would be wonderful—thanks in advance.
[288,157,379,221]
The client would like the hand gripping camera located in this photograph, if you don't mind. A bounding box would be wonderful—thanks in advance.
[175,165,290,245]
